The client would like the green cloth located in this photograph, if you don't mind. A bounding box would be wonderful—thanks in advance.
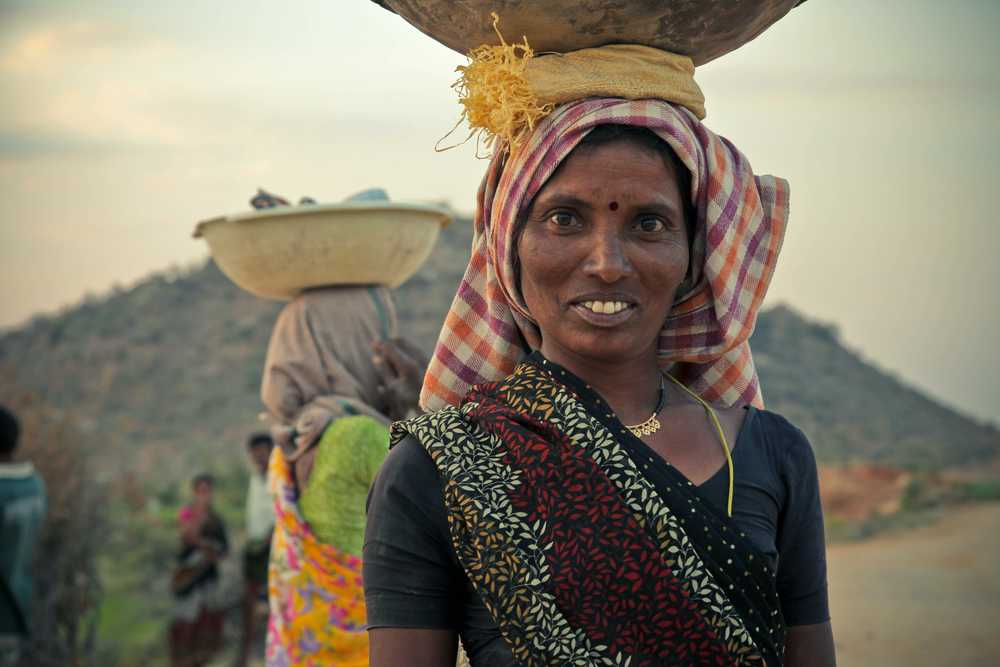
[299,416,389,555]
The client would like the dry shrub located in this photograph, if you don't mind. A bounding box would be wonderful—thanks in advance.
[2,390,105,667]
[819,464,912,522]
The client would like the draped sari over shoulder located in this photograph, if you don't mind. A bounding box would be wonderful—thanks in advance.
[393,354,783,667]
[404,98,791,666]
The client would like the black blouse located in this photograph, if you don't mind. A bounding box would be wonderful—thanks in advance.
[364,407,829,666]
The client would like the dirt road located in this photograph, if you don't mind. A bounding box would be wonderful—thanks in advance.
[828,502,1000,666]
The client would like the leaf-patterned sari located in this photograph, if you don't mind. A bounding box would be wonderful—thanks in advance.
[391,353,784,667]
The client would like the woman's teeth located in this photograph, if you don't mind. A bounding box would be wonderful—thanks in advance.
[581,300,630,314]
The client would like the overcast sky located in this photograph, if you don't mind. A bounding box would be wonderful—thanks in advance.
[1,1,998,423]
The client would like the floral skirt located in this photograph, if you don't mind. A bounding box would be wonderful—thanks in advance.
[266,448,368,667]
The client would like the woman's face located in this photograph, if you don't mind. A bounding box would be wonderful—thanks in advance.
[517,138,690,369]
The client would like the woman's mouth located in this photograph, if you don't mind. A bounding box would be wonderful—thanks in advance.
[570,299,636,327]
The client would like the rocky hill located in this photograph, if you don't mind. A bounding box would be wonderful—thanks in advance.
[752,306,998,467]
[1,215,996,479]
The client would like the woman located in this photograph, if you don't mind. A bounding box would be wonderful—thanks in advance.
[363,97,835,666]
[261,285,425,666]
[169,473,228,667]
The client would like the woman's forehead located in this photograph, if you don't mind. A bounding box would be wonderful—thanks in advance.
[533,140,683,203]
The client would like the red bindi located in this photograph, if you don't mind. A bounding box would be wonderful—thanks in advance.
[609,201,619,211]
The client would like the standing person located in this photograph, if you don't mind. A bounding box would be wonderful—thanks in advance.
[0,405,46,666]
[169,473,229,667]
[236,433,275,667]
[261,286,425,667]
[363,49,835,666]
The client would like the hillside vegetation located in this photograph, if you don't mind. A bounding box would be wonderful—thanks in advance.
[1,216,996,477]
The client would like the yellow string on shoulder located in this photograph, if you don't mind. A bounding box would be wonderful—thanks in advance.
[665,373,735,518]
[443,12,554,153]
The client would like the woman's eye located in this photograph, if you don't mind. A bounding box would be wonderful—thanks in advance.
[636,216,667,233]
[548,211,577,228]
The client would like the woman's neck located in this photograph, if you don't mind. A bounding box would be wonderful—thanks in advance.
[538,343,663,424]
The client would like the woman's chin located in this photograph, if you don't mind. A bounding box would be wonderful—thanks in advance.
[546,330,653,368]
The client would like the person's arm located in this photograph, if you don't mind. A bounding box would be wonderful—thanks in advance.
[372,338,428,421]
[364,437,461,666]
[770,415,836,666]
[369,629,457,667]
[785,622,836,667]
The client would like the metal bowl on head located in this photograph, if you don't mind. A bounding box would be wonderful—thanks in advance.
[193,201,451,300]
[371,0,804,66]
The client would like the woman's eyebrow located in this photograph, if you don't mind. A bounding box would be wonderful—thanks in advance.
[530,192,594,213]
[643,199,683,218]
[531,191,683,218]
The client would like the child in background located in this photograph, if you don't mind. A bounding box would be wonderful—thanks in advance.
[169,473,228,667]
[236,433,275,667]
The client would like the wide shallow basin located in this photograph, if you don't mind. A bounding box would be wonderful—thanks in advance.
[194,201,451,299]
[372,0,802,66]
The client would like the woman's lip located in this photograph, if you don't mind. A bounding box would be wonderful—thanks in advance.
[570,302,636,328]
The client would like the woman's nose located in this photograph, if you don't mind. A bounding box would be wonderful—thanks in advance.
[583,229,633,283]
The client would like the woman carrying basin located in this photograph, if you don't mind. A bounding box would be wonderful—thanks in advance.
[363,4,834,666]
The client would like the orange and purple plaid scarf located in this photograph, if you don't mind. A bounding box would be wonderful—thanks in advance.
[420,98,789,411]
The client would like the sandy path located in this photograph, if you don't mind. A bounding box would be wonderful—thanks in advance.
[827,503,1000,666]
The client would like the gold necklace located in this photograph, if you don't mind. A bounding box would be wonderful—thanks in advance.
[624,376,666,438]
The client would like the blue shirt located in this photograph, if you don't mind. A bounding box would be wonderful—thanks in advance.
[0,462,47,636]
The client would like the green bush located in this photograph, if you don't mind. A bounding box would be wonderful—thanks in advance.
[958,479,1000,502]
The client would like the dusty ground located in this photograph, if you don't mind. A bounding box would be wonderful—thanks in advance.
[828,502,1000,666]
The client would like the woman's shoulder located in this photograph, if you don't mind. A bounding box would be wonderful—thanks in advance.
[377,432,437,478]
[368,433,444,513]
[365,433,454,558]
[385,404,479,468]
[392,404,470,436]
[746,407,818,472]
